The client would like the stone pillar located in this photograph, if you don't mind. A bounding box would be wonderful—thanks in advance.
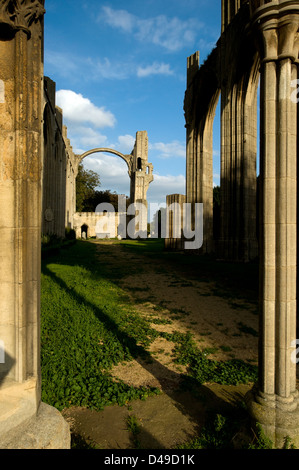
[219,68,259,262]
[246,2,299,447]
[0,0,70,448]
[165,194,186,250]
[185,52,219,254]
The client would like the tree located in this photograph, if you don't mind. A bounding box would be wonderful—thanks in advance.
[76,163,100,212]
[82,189,130,212]
[213,185,221,239]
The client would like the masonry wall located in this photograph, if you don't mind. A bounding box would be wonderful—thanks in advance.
[73,212,127,239]
[42,77,76,238]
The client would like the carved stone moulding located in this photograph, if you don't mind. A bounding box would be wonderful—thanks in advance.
[0,0,45,39]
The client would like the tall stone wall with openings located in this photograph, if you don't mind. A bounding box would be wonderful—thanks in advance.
[42,76,76,239]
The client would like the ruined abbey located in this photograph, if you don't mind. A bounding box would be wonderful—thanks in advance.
[0,0,299,449]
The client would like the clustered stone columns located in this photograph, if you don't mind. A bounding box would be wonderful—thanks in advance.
[184,51,219,254]
[246,1,299,447]
[218,4,259,263]
[219,63,259,262]
[180,5,259,262]
[0,0,70,448]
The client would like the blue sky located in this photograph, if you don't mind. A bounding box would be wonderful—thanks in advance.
[44,0,222,207]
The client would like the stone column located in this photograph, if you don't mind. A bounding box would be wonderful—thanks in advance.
[165,194,186,250]
[185,52,219,255]
[0,0,70,448]
[246,3,299,447]
[219,73,259,262]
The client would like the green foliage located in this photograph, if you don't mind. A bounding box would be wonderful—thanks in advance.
[41,242,160,412]
[163,331,258,386]
[76,163,100,212]
[65,227,76,240]
[213,186,221,239]
[283,436,296,449]
[126,415,142,449]
[83,189,130,213]
[41,233,76,259]
[177,412,242,449]
[213,185,221,208]
[238,322,258,337]
[41,238,258,431]
[248,423,273,449]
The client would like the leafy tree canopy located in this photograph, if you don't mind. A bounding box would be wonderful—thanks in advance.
[76,163,100,212]
[76,163,129,212]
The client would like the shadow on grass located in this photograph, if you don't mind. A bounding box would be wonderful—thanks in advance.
[41,240,257,449]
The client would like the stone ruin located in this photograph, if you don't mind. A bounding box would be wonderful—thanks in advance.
[0,0,299,448]
[166,0,299,447]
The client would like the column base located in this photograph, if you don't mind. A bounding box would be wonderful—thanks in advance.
[246,386,299,448]
[0,402,71,449]
[0,378,70,449]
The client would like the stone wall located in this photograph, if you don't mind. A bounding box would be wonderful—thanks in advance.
[42,77,76,238]
[183,2,259,262]
[73,212,127,239]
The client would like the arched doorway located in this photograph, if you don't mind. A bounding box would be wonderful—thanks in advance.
[81,224,88,239]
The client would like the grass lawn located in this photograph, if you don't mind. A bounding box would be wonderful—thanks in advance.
[41,239,258,413]
[41,240,162,411]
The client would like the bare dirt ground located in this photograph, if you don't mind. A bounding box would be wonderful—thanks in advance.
[105,242,258,389]
[62,240,260,449]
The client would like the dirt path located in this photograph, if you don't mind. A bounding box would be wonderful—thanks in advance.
[62,240,260,449]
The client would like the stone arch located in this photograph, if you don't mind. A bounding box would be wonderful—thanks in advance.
[78,148,131,172]
[184,48,221,254]
[76,147,132,206]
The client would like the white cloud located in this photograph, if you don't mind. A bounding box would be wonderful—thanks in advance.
[82,154,130,195]
[82,154,186,207]
[147,173,186,206]
[45,51,78,78]
[69,127,109,151]
[88,57,132,80]
[117,135,136,153]
[56,90,116,128]
[100,7,202,52]
[150,141,186,159]
[101,6,134,33]
[137,62,174,78]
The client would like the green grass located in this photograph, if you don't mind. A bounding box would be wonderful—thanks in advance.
[163,331,258,386]
[177,412,244,449]
[126,414,142,448]
[41,239,258,415]
[41,241,161,411]
[238,322,258,337]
